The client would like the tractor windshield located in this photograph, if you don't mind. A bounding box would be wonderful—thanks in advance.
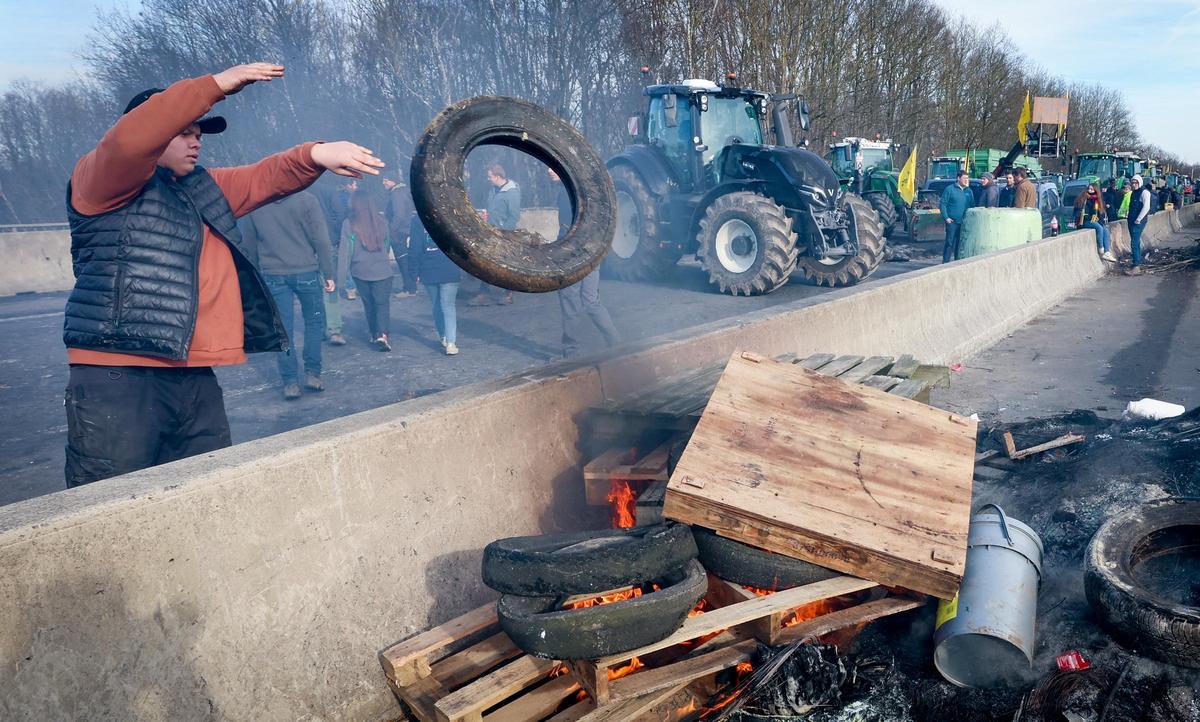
[829,145,855,178]
[929,160,960,179]
[1078,157,1114,180]
[699,96,763,165]
[861,148,892,172]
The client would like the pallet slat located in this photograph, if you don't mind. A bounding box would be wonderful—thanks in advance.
[436,656,559,722]
[838,356,895,383]
[774,596,927,644]
[382,603,499,686]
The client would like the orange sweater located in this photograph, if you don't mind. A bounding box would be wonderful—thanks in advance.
[68,75,324,367]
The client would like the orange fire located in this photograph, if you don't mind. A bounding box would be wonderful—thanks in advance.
[735,661,753,675]
[674,698,699,718]
[564,587,643,610]
[742,585,841,628]
[608,655,645,681]
[608,479,637,528]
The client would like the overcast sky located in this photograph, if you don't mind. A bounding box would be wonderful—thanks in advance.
[2,0,1198,162]
[930,0,1200,163]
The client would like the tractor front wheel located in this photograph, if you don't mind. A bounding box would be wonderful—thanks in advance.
[696,191,798,296]
[795,192,885,287]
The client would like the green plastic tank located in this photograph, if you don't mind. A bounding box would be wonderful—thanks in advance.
[957,208,1043,259]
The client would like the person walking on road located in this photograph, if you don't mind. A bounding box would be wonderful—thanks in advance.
[341,188,396,350]
[384,175,419,297]
[1012,167,1037,209]
[466,164,519,306]
[1126,174,1153,274]
[241,190,336,399]
[549,167,620,357]
[939,169,974,263]
[61,62,384,488]
[411,211,462,355]
[978,172,1000,208]
[1074,182,1115,262]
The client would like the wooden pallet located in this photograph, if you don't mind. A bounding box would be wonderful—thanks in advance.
[582,442,670,506]
[566,575,878,705]
[704,576,926,646]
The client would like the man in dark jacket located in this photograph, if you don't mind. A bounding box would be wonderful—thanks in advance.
[939,170,974,262]
[242,190,336,398]
[1126,174,1153,273]
[384,175,418,297]
[549,168,620,357]
[62,61,383,487]
[467,163,520,306]
[1103,179,1120,222]
[998,170,1016,208]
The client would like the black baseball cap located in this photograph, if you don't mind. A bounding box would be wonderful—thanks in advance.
[123,88,227,134]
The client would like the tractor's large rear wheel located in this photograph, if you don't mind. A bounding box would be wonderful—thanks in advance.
[795,192,885,287]
[602,165,681,281]
[696,191,798,296]
[865,192,898,235]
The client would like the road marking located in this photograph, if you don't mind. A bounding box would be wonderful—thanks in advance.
[0,311,63,323]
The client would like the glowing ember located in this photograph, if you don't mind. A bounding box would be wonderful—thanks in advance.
[549,663,569,678]
[741,585,843,628]
[675,698,699,717]
[735,660,753,675]
[608,655,644,681]
[607,479,637,528]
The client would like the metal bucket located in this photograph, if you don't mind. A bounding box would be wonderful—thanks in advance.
[933,504,1044,688]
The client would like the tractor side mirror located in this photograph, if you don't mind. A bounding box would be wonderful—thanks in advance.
[798,101,812,131]
[627,115,640,137]
[664,93,678,128]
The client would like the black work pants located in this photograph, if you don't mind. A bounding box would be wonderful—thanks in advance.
[64,365,232,487]
[353,276,393,338]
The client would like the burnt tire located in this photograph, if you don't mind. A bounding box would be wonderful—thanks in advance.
[1085,498,1200,668]
[482,523,699,596]
[602,164,681,281]
[696,191,798,296]
[498,560,708,659]
[865,192,898,235]
[411,96,614,292]
[795,192,886,288]
[693,526,838,590]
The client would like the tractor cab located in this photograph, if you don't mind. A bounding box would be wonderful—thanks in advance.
[928,156,965,182]
[826,138,897,182]
[825,137,907,233]
[1114,152,1144,184]
[639,79,798,193]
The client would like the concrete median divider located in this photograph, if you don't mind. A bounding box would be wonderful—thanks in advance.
[0,230,72,296]
[1,216,1197,721]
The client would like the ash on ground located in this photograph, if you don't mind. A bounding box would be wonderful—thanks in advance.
[726,409,1200,721]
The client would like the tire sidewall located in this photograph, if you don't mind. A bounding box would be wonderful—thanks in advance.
[700,203,776,284]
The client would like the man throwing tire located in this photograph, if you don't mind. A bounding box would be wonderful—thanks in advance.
[62,62,384,487]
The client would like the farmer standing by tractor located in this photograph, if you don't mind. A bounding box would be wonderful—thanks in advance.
[61,62,384,487]
[939,169,974,263]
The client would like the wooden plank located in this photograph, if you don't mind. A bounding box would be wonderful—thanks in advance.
[631,443,671,475]
[975,449,999,463]
[583,447,639,506]
[635,480,667,527]
[774,596,927,644]
[795,353,836,370]
[1008,432,1085,460]
[888,378,928,399]
[665,352,976,599]
[860,375,901,392]
[592,575,876,668]
[1003,432,1019,458]
[435,656,558,722]
[813,354,864,377]
[838,356,895,383]
[433,633,523,690]
[566,683,691,722]
[608,639,757,702]
[888,354,920,378]
[483,674,580,722]
[382,603,499,686]
[390,674,444,722]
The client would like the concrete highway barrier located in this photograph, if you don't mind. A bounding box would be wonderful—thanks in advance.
[0,212,1196,721]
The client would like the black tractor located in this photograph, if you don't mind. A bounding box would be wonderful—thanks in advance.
[605,78,885,294]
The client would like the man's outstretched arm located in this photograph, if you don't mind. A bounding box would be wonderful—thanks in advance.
[212,142,384,219]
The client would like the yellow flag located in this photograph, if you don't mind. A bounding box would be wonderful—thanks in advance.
[1017,92,1032,145]
[898,145,917,205]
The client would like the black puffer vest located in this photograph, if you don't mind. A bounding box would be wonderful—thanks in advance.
[64,166,287,360]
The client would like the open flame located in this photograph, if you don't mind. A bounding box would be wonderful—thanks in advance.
[742,585,842,628]
[564,587,643,610]
[607,479,637,528]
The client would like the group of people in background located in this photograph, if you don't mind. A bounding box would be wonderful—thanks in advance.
[939,167,1039,262]
[242,161,621,399]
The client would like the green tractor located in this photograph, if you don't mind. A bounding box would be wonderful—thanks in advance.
[825,137,907,236]
[605,79,885,294]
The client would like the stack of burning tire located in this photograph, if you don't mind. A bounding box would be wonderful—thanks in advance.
[482,523,705,659]
[482,524,844,660]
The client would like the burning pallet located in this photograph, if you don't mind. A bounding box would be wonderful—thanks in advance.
[380,576,924,721]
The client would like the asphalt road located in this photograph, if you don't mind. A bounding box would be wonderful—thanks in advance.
[0,251,938,506]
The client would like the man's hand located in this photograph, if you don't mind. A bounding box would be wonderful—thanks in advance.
[945,218,953,225]
[213,63,284,95]
[325,279,336,293]
[311,142,385,178]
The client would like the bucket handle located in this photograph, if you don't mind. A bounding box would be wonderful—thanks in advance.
[975,503,1015,547]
